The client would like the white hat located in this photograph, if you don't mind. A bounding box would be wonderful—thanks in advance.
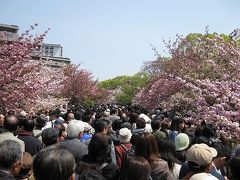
[19,110,27,117]
[139,113,151,123]
[145,124,153,133]
[119,128,132,143]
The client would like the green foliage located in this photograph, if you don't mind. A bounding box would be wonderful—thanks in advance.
[98,73,149,105]
[185,32,237,45]
[98,75,130,89]
[81,99,95,108]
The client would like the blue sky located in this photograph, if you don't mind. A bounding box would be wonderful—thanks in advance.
[1,0,239,80]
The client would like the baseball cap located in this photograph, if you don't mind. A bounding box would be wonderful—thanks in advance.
[187,143,217,168]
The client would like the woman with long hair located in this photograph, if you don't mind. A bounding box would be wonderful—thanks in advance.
[157,138,181,179]
[135,132,171,180]
[121,156,151,180]
[82,133,119,180]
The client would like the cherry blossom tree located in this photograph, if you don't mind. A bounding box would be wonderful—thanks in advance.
[135,32,240,139]
[0,24,64,113]
[60,64,109,107]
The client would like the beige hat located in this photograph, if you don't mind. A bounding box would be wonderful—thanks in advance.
[187,143,217,167]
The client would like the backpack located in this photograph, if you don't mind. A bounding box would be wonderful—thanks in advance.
[115,144,130,170]
[120,147,135,173]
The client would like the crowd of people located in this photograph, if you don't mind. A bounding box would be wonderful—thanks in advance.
[0,104,240,180]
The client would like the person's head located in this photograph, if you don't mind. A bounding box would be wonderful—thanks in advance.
[161,118,172,129]
[67,120,84,139]
[82,113,92,124]
[16,152,33,179]
[0,113,4,127]
[202,125,216,139]
[103,109,110,117]
[121,122,132,130]
[231,144,240,159]
[33,146,75,180]
[55,123,67,142]
[42,128,60,146]
[230,156,240,180]
[121,156,151,180]
[194,126,203,137]
[119,128,132,144]
[102,118,112,135]
[152,130,166,142]
[129,112,139,125]
[3,115,18,132]
[34,114,47,129]
[74,111,82,121]
[157,138,179,169]
[76,161,105,180]
[0,140,23,176]
[112,119,124,131]
[174,133,190,163]
[88,133,112,164]
[211,142,230,170]
[135,132,160,164]
[186,143,217,173]
[175,133,190,152]
[172,117,185,132]
[95,112,103,120]
[49,110,59,121]
[141,108,150,116]
[136,118,146,129]
[151,120,161,132]
[22,119,35,132]
[111,108,118,115]
[191,136,210,146]
[93,120,108,134]
[67,113,75,122]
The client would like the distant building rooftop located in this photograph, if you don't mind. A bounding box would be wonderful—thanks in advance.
[0,23,19,42]
[41,43,62,47]
[0,24,19,33]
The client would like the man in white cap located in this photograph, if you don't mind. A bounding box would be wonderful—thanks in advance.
[183,143,218,180]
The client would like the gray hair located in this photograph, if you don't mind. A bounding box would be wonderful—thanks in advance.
[67,120,84,138]
[0,140,23,169]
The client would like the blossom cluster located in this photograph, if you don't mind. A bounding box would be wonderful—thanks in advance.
[135,33,240,139]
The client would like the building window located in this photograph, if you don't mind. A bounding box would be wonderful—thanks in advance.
[45,47,49,49]
[50,46,54,50]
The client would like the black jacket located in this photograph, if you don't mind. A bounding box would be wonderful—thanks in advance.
[18,131,43,156]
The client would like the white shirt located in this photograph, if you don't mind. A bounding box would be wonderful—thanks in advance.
[42,120,55,130]
[171,163,181,180]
